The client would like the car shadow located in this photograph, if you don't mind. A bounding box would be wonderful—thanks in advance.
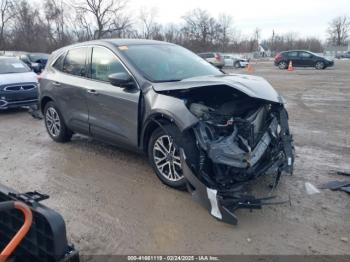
[0,107,29,115]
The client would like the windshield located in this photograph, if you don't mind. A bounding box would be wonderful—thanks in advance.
[0,58,31,74]
[29,54,49,62]
[119,44,223,82]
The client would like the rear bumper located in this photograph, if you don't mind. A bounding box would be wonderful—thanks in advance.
[240,61,249,67]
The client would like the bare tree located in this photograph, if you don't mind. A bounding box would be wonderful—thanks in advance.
[0,0,13,49]
[182,9,215,51]
[139,7,159,39]
[44,0,73,50]
[74,0,131,39]
[327,15,350,46]
[11,0,48,52]
[217,13,233,52]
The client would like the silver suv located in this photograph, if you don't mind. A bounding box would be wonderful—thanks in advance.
[197,52,225,69]
[40,39,294,224]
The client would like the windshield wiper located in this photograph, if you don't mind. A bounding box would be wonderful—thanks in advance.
[154,79,182,83]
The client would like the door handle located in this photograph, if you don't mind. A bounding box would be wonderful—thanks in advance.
[87,89,99,95]
[52,81,61,86]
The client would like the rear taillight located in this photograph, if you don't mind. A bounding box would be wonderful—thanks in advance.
[215,53,221,61]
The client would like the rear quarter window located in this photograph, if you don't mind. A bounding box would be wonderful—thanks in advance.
[62,48,87,77]
[52,53,66,71]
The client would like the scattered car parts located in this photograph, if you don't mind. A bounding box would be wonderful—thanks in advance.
[0,184,79,261]
[319,180,350,190]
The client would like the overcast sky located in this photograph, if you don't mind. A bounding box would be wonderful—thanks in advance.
[128,0,350,40]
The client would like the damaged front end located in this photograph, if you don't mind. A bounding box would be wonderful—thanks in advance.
[154,75,295,225]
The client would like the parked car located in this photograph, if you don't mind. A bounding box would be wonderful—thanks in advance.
[274,50,334,70]
[0,57,38,109]
[198,52,225,69]
[19,53,49,73]
[336,51,350,59]
[39,39,294,224]
[223,54,249,68]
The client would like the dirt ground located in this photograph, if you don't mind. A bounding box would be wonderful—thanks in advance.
[1,61,349,256]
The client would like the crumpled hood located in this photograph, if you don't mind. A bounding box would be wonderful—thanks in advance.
[0,72,38,87]
[153,74,284,104]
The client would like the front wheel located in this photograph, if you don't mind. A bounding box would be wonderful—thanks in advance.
[234,61,241,69]
[148,125,186,189]
[315,61,325,70]
[44,101,72,142]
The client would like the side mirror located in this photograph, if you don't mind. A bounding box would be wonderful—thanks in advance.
[31,63,41,72]
[108,73,134,88]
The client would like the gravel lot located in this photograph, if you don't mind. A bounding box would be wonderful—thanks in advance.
[1,61,349,256]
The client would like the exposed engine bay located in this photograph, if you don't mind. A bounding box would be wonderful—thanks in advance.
[158,84,295,224]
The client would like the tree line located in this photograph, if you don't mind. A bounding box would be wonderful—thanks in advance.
[0,0,349,54]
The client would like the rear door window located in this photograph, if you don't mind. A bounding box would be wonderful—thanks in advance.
[62,48,87,77]
[288,52,298,57]
[299,52,312,58]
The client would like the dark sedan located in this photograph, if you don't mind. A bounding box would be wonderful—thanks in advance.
[274,50,334,70]
[19,53,49,73]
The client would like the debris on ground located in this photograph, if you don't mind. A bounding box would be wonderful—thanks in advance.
[305,182,320,195]
[319,180,350,190]
[340,186,350,194]
[337,171,350,177]
[340,237,348,243]
[28,105,43,120]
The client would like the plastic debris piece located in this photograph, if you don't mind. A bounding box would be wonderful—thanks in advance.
[337,171,350,177]
[305,182,321,195]
[319,180,350,190]
[340,186,350,194]
[340,237,348,243]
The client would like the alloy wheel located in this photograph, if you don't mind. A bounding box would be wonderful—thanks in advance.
[45,107,61,137]
[153,135,183,182]
[279,62,287,69]
[315,62,324,70]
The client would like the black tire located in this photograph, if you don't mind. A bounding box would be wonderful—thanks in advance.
[315,61,325,70]
[44,101,72,143]
[234,61,241,69]
[148,124,187,189]
[278,61,288,70]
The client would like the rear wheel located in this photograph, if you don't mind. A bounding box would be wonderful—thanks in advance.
[44,101,72,142]
[315,61,325,70]
[148,125,186,189]
[234,61,241,69]
[278,61,288,70]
